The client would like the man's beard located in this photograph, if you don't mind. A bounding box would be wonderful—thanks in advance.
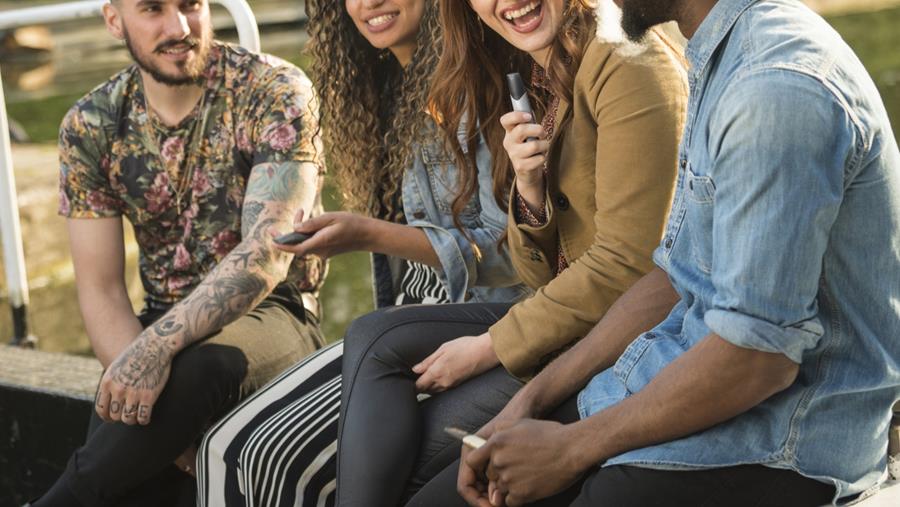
[123,26,212,87]
[620,0,679,43]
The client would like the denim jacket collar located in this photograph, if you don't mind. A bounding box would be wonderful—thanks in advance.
[685,0,759,81]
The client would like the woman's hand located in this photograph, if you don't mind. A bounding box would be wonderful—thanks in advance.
[413,332,501,393]
[272,210,373,259]
[500,111,550,212]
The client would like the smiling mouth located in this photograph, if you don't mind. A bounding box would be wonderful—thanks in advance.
[367,13,399,27]
[503,0,543,27]
[157,42,197,55]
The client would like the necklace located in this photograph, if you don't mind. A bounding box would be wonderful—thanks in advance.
[141,82,211,216]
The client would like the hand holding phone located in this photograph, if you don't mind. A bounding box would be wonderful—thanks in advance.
[273,231,311,246]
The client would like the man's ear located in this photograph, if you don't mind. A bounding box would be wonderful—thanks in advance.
[102,2,125,40]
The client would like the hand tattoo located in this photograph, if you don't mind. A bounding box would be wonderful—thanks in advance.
[107,337,176,390]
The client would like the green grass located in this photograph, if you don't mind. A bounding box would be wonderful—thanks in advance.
[827,6,900,137]
[5,93,84,143]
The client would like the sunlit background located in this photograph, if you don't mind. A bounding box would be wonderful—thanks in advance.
[0,0,898,355]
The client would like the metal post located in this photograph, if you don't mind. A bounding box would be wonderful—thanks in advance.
[0,0,260,346]
[0,66,36,347]
[217,0,261,52]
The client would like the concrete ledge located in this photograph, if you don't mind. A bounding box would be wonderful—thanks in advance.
[0,346,99,505]
[0,344,100,399]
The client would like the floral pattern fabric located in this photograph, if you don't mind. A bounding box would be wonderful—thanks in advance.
[59,42,326,310]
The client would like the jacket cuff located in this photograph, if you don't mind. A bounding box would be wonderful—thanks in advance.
[489,316,536,380]
[414,221,474,303]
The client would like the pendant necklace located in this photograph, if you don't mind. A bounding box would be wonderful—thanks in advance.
[143,83,212,216]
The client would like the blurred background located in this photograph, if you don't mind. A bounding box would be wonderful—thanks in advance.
[0,0,898,355]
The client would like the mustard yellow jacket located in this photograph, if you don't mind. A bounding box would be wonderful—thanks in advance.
[490,30,688,378]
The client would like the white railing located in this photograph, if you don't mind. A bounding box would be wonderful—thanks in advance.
[0,0,260,345]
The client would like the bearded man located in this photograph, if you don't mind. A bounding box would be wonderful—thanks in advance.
[31,0,327,505]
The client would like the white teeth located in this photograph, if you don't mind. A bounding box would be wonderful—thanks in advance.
[367,13,397,27]
[504,0,541,21]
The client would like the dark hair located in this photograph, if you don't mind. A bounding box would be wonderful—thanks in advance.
[304,0,442,221]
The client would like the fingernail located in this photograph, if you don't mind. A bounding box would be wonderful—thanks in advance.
[524,113,532,122]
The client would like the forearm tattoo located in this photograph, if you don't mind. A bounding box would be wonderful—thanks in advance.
[145,162,307,349]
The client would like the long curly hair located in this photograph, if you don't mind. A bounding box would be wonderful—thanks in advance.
[430,0,597,215]
[305,0,442,221]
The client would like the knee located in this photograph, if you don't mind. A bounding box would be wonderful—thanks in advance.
[168,344,249,399]
[341,307,402,369]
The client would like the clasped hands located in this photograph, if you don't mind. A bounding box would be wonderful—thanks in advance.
[457,401,588,507]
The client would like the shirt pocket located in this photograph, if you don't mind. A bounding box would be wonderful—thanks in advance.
[421,142,481,223]
[612,332,656,395]
[684,167,716,274]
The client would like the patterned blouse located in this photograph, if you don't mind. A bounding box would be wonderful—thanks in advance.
[58,42,326,311]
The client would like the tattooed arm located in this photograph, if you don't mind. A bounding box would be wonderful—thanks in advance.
[95,161,319,425]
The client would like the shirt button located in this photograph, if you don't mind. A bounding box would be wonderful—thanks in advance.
[412,210,426,220]
[680,159,687,169]
[530,249,542,262]
[664,238,673,249]
[555,193,570,211]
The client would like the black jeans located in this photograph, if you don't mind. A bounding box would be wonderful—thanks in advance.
[34,291,324,507]
[407,396,836,507]
[337,303,521,507]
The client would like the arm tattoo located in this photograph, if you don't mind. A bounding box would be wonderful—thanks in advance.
[244,162,302,203]
[241,201,266,238]
[133,161,311,351]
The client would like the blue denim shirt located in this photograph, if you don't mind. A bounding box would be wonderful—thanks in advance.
[372,119,528,308]
[577,0,900,501]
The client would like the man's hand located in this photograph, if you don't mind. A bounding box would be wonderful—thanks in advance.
[413,332,500,393]
[466,420,586,507]
[458,391,537,506]
[95,334,176,425]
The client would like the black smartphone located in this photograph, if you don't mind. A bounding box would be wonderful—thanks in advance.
[273,231,311,246]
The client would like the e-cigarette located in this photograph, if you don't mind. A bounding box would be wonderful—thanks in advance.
[445,427,487,450]
[506,72,538,141]
[273,231,311,246]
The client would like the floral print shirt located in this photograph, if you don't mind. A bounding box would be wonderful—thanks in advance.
[58,42,326,311]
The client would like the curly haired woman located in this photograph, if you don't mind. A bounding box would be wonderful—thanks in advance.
[335,1,688,505]
[194,1,527,505]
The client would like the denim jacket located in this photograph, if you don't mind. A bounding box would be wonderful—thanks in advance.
[372,119,529,308]
[577,0,900,502]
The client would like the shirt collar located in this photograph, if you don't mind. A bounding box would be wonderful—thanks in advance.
[685,0,760,81]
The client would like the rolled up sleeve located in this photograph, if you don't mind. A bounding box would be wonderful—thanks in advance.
[703,69,857,363]
[411,137,521,302]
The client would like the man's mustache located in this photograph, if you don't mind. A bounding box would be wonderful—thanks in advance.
[154,37,200,53]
